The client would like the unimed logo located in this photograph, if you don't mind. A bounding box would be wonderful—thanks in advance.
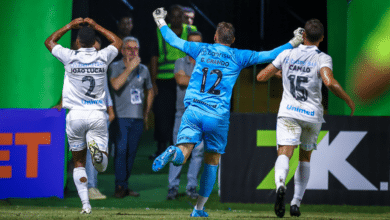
[0,132,51,178]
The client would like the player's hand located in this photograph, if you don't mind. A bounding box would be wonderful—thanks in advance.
[68,18,84,29]
[84,18,98,29]
[153,7,168,29]
[289,27,304,47]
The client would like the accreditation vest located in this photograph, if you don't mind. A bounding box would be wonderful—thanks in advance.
[157,23,197,79]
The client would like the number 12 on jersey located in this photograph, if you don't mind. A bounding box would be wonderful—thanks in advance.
[200,67,222,95]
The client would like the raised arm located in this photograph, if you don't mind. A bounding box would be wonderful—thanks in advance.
[84,18,122,51]
[153,8,187,51]
[246,28,304,66]
[44,18,84,52]
[320,67,355,116]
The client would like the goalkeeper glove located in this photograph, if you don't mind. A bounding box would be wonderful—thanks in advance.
[289,27,304,47]
[153,7,168,29]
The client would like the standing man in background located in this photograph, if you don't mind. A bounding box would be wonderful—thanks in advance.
[45,18,122,214]
[109,36,154,198]
[113,14,134,62]
[167,31,204,201]
[257,19,355,218]
[149,5,197,160]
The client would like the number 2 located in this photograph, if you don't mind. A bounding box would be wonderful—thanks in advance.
[82,76,96,98]
[200,67,222,95]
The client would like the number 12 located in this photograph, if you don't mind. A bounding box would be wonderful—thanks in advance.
[200,67,222,95]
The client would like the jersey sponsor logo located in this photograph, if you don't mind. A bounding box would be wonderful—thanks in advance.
[82,99,104,105]
[284,57,317,67]
[200,49,231,59]
[71,68,105,74]
[287,104,314,116]
[70,61,105,67]
[193,98,217,108]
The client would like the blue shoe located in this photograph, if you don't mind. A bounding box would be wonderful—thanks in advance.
[190,207,209,217]
[152,146,176,172]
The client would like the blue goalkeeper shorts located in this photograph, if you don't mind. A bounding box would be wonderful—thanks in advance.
[176,105,230,154]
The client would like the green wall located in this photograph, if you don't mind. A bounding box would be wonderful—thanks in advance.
[327,0,348,115]
[0,1,72,108]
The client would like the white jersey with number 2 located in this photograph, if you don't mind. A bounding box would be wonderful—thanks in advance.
[52,44,118,110]
[272,44,332,123]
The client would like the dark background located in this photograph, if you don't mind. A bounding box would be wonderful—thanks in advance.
[72,0,328,65]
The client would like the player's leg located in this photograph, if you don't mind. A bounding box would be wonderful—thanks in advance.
[191,152,219,218]
[153,107,201,172]
[186,141,204,199]
[274,117,301,218]
[191,113,228,217]
[290,148,312,217]
[290,121,321,217]
[72,149,92,214]
[86,111,109,173]
[66,112,91,214]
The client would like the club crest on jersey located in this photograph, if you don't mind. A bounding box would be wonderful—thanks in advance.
[287,105,314,116]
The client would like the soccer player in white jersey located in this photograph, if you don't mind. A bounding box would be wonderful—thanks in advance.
[257,19,355,218]
[45,18,122,214]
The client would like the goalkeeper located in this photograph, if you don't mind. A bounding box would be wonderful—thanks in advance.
[151,7,304,217]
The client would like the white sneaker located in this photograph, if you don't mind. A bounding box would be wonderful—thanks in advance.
[89,188,107,200]
[80,208,91,214]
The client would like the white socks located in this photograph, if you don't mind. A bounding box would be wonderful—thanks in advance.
[195,196,208,210]
[94,153,108,172]
[291,161,310,207]
[73,167,90,209]
[274,155,289,190]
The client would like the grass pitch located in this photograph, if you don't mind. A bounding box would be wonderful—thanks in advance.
[1,205,390,219]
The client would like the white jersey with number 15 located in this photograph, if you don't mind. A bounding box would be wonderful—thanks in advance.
[272,44,332,123]
[52,45,118,110]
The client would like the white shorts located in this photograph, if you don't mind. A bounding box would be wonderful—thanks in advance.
[66,110,108,152]
[276,117,322,151]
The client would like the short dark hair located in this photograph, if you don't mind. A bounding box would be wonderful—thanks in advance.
[169,4,183,14]
[188,31,202,40]
[304,19,324,43]
[77,26,96,48]
[216,22,235,44]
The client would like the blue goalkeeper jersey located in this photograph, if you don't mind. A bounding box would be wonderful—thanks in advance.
[160,25,293,118]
